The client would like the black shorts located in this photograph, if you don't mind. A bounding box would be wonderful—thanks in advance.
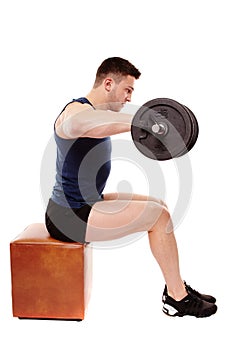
[45,198,92,243]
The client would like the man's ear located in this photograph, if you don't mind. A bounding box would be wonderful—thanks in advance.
[104,77,114,92]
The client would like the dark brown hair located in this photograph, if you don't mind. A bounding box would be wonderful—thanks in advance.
[94,57,141,87]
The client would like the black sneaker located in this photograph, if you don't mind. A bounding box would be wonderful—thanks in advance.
[162,282,216,304]
[162,292,217,318]
[184,281,216,304]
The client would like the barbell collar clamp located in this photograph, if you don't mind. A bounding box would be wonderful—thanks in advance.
[151,122,168,136]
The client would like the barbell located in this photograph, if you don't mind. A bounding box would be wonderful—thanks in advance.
[131,98,199,161]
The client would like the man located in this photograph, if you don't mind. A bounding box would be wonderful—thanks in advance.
[45,57,217,318]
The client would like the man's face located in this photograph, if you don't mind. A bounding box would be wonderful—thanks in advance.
[107,75,135,112]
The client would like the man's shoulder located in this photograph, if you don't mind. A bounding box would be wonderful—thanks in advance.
[55,100,92,139]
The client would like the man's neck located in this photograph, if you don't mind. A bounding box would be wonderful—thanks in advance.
[86,89,109,110]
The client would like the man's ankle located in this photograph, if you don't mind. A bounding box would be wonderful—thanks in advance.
[167,284,188,301]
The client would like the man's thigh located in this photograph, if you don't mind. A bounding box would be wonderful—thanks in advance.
[86,197,164,242]
[103,192,167,207]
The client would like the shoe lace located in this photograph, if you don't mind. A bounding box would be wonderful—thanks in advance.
[184,281,200,296]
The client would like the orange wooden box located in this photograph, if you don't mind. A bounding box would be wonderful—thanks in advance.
[10,223,92,321]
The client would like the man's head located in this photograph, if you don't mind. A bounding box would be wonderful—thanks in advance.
[93,57,141,111]
[94,57,141,87]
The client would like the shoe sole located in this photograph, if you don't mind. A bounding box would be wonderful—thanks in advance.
[162,303,217,318]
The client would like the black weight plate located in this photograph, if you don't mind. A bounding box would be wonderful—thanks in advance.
[181,105,199,155]
[131,98,194,160]
[171,104,199,158]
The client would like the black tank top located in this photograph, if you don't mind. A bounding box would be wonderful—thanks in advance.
[51,97,111,208]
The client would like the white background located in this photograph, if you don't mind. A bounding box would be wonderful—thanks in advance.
[1,0,232,348]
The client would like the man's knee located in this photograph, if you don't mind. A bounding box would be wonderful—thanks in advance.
[147,202,173,232]
[158,199,168,209]
[149,196,168,209]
